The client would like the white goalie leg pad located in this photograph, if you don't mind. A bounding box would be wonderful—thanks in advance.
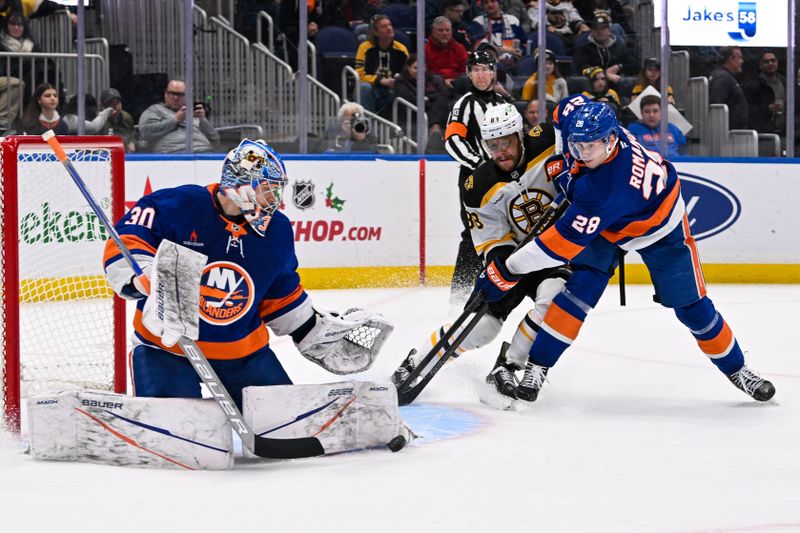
[142,239,208,347]
[297,309,394,374]
[27,390,233,470]
[243,381,408,455]
[507,277,566,368]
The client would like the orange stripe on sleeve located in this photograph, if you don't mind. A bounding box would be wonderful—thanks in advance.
[259,285,306,319]
[543,303,583,342]
[538,225,585,260]
[697,321,734,357]
[601,181,680,242]
[103,235,157,265]
[445,121,468,140]
[133,309,270,359]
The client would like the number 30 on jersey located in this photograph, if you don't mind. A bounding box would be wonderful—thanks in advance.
[125,206,156,228]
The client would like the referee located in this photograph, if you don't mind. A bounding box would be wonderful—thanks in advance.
[444,49,511,305]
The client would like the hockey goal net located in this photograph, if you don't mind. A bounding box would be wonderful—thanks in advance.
[1,136,127,434]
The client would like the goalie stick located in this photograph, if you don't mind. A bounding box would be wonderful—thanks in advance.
[396,194,570,406]
[42,131,324,459]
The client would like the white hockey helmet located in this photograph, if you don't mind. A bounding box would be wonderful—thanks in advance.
[480,104,523,141]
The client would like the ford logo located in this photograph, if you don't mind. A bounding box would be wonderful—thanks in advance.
[679,172,741,240]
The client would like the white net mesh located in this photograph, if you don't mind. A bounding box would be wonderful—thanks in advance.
[2,141,122,430]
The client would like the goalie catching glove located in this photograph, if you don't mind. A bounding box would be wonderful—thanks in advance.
[296,308,394,374]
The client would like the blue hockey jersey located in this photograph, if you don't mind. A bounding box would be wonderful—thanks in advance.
[103,184,313,359]
[508,127,686,273]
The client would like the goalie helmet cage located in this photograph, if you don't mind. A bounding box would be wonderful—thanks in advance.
[1,136,127,434]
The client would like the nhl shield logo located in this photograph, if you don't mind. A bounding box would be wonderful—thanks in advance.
[292,180,316,210]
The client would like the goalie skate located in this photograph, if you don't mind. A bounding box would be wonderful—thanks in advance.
[726,365,775,402]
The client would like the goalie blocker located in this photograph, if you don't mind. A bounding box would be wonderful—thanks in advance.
[28,382,411,470]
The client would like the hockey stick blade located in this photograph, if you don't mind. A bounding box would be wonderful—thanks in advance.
[43,131,325,460]
[395,194,570,406]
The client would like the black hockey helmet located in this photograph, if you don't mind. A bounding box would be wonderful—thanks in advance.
[466,49,496,73]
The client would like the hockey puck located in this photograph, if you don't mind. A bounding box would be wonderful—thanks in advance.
[387,435,407,452]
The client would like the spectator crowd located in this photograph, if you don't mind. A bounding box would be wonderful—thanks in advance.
[0,0,795,156]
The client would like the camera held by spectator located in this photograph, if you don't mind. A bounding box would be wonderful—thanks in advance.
[350,112,370,135]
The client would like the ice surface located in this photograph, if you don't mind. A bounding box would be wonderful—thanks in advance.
[2,285,799,532]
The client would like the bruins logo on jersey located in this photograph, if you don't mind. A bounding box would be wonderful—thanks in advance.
[464,174,474,191]
[527,125,543,137]
[508,188,554,235]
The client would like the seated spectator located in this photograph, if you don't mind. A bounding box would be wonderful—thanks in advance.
[442,0,473,50]
[98,88,138,152]
[138,79,219,153]
[502,0,532,34]
[469,0,527,72]
[61,94,114,134]
[631,57,674,104]
[315,102,378,153]
[523,98,541,128]
[0,12,34,130]
[393,54,450,152]
[521,48,568,102]
[426,16,468,92]
[572,0,633,46]
[17,82,65,135]
[627,94,686,158]
[709,46,747,130]
[355,15,409,115]
[527,0,590,53]
[581,65,620,113]
[573,14,638,85]
[742,51,785,138]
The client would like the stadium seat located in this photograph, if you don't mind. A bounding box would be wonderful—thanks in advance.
[516,55,537,77]
[727,130,758,157]
[314,26,359,98]
[566,76,591,94]
[392,29,412,51]
[380,3,416,32]
[315,26,358,56]
[758,133,781,157]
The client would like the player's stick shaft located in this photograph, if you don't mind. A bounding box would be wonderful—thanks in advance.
[397,194,569,405]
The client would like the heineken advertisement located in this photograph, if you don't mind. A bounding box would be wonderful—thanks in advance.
[20,201,110,244]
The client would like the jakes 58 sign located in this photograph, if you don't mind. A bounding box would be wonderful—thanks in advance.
[654,0,789,47]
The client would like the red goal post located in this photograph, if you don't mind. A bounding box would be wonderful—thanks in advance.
[1,136,127,434]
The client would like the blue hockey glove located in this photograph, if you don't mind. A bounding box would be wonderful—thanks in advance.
[475,258,522,302]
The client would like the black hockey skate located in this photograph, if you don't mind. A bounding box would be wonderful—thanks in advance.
[726,365,775,402]
[516,360,549,402]
[485,342,520,399]
[391,349,418,388]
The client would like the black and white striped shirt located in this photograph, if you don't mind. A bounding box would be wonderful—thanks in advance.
[444,87,510,170]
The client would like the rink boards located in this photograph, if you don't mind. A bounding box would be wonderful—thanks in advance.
[115,154,800,287]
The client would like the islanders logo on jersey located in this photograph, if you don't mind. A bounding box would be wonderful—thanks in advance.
[508,189,554,235]
[199,261,255,325]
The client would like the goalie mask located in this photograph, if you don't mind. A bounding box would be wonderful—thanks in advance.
[220,139,287,236]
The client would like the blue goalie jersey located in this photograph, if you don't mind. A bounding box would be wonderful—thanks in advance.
[103,184,313,359]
